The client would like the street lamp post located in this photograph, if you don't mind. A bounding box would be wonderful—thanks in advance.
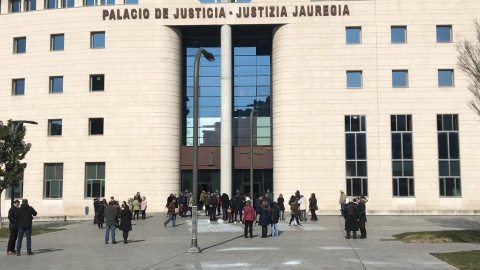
[188,48,215,253]
[10,120,38,206]
[249,109,257,200]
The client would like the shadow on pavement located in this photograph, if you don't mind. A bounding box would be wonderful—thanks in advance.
[34,248,63,254]
[202,235,244,251]
[128,240,146,243]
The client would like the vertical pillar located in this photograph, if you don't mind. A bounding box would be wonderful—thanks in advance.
[220,24,232,198]
[2,0,9,13]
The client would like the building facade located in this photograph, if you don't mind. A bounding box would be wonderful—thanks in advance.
[1,0,480,217]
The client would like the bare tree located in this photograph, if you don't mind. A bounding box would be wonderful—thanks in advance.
[457,20,480,117]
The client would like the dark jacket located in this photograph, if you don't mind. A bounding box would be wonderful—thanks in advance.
[258,205,271,226]
[254,198,263,212]
[234,195,244,210]
[97,204,105,222]
[167,202,176,215]
[264,196,273,206]
[344,202,358,231]
[309,197,317,209]
[357,201,367,222]
[268,206,279,224]
[220,193,229,208]
[119,209,132,231]
[277,197,285,211]
[104,205,118,227]
[93,200,100,214]
[290,202,300,216]
[8,206,19,230]
[178,194,186,205]
[14,203,37,228]
[208,195,217,207]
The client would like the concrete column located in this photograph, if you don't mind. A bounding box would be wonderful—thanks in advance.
[220,24,232,198]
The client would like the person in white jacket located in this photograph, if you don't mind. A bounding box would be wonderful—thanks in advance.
[298,195,307,222]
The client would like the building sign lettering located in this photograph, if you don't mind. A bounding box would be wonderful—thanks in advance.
[102,5,350,20]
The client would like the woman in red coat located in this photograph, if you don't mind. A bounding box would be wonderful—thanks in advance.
[243,200,256,238]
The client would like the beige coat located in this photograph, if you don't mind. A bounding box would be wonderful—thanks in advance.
[298,196,307,211]
[339,192,346,204]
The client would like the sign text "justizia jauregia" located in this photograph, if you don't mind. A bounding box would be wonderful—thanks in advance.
[102,5,350,20]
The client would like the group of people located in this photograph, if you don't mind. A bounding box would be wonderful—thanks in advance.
[92,192,147,244]
[342,195,368,239]
[7,199,37,256]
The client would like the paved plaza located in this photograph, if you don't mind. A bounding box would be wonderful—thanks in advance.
[2,213,480,269]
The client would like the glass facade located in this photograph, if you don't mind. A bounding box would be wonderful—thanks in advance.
[345,115,368,196]
[437,114,461,196]
[391,115,414,196]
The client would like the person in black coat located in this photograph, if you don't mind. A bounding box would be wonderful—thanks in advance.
[7,200,20,255]
[258,201,271,238]
[97,199,106,228]
[14,199,37,256]
[119,205,132,244]
[93,198,100,225]
[254,195,263,225]
[344,200,358,239]
[309,193,318,221]
[220,193,230,221]
[277,194,285,221]
[208,194,217,221]
[357,198,367,239]
[234,193,244,223]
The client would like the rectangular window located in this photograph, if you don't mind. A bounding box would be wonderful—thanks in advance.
[391,26,406,43]
[436,25,452,43]
[85,162,106,198]
[391,115,414,197]
[437,114,461,196]
[89,118,104,135]
[125,0,138,3]
[392,70,408,87]
[14,37,26,54]
[103,0,114,4]
[346,27,361,44]
[90,74,105,91]
[62,0,73,7]
[50,76,63,93]
[51,34,64,51]
[346,71,362,88]
[46,0,57,8]
[11,0,21,12]
[44,163,63,198]
[438,69,454,87]
[48,119,62,136]
[12,79,25,95]
[91,32,105,49]
[25,0,36,10]
[345,115,368,196]
[6,177,23,199]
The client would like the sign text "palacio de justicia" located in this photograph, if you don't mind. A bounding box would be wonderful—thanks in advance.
[102,5,350,20]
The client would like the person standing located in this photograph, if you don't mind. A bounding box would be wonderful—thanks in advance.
[344,199,358,239]
[208,193,217,221]
[243,201,256,238]
[97,199,106,228]
[15,199,37,256]
[178,192,186,218]
[164,198,177,227]
[339,191,346,214]
[298,195,307,222]
[7,200,20,255]
[269,202,280,237]
[234,193,244,223]
[119,205,132,244]
[141,196,147,220]
[220,193,230,221]
[93,197,100,225]
[216,194,221,216]
[277,194,285,221]
[357,197,367,239]
[104,201,118,244]
[132,198,140,220]
[288,199,301,227]
[188,194,193,217]
[254,195,263,225]
[258,201,271,238]
[134,192,142,203]
[309,193,318,221]
[203,192,210,216]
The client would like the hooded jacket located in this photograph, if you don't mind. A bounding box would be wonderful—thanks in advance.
[14,203,37,228]
[258,204,271,226]
[220,193,230,208]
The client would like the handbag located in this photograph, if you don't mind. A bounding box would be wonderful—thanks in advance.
[315,205,319,210]
[242,217,246,224]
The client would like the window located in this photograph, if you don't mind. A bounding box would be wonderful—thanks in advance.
[391,115,414,196]
[91,32,105,48]
[392,70,408,87]
[346,27,361,44]
[89,118,104,135]
[437,114,461,196]
[48,119,62,136]
[14,37,26,54]
[44,163,63,198]
[51,34,64,51]
[25,0,36,10]
[85,162,105,198]
[438,69,454,87]
[6,177,23,199]
[391,26,406,43]
[345,115,368,196]
[11,0,21,12]
[62,0,73,7]
[12,79,25,95]
[436,25,452,42]
[90,74,105,91]
[46,0,72,8]
[125,0,138,3]
[346,71,362,88]
[50,76,63,93]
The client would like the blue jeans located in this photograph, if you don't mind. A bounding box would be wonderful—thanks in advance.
[165,214,176,227]
[17,227,32,251]
[105,226,116,243]
[279,210,285,220]
[271,223,278,236]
